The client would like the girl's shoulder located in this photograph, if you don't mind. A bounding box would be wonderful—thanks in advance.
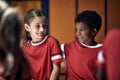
[47,35,59,42]
[21,40,31,48]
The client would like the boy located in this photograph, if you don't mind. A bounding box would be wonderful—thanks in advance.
[61,10,102,80]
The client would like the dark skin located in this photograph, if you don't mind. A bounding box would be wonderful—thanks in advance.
[75,22,97,46]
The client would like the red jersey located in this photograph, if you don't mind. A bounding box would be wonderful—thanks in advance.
[64,41,102,80]
[0,59,4,80]
[22,36,62,80]
[0,77,4,80]
[97,29,120,80]
[0,64,4,80]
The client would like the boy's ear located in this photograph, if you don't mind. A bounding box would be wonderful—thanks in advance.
[92,28,97,36]
[24,23,30,31]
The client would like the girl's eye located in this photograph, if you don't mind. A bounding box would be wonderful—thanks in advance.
[36,25,40,28]
[42,24,46,28]
[34,24,46,29]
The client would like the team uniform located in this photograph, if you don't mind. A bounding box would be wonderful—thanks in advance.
[97,29,120,80]
[22,36,62,80]
[0,77,4,80]
[62,41,102,80]
[0,61,4,80]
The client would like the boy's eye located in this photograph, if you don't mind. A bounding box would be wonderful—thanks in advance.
[80,28,84,31]
[80,27,87,31]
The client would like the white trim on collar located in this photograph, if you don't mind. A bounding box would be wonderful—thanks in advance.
[81,42,103,48]
[31,35,49,46]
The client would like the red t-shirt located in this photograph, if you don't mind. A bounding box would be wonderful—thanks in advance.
[0,60,4,80]
[64,41,102,80]
[98,29,120,80]
[22,36,62,80]
[0,62,4,80]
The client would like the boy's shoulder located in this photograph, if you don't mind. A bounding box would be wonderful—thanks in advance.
[65,41,78,47]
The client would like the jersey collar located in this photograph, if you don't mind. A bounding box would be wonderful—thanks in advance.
[31,35,49,46]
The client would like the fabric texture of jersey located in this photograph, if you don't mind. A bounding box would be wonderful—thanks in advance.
[64,41,102,80]
[98,29,120,80]
[22,36,62,80]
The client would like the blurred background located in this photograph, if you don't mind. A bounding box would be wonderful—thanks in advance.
[4,0,120,80]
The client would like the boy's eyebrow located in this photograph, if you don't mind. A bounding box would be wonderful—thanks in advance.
[78,26,88,29]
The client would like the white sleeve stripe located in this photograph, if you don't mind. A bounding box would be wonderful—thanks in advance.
[61,44,65,58]
[51,55,62,60]
[97,50,105,63]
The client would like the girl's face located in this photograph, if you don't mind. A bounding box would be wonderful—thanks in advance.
[25,16,46,43]
[75,22,95,45]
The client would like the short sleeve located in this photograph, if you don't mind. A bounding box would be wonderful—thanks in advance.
[97,50,105,68]
[61,44,65,59]
[50,37,63,63]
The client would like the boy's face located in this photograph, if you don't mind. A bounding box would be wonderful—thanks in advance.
[25,16,46,43]
[75,22,95,45]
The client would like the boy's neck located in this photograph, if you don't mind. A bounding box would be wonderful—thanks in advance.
[78,40,97,46]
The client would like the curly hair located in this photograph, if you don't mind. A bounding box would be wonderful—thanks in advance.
[75,10,102,32]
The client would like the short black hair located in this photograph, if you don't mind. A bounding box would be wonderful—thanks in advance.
[75,10,102,32]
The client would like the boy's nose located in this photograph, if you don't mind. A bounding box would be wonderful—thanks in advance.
[76,31,81,35]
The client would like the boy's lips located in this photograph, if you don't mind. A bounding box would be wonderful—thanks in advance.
[77,36,83,39]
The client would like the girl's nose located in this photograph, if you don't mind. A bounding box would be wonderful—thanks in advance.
[39,26,44,31]
[39,24,44,31]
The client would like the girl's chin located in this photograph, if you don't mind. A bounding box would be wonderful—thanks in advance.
[37,35,45,38]
[38,36,46,40]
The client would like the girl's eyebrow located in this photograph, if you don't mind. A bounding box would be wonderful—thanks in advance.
[36,23,46,25]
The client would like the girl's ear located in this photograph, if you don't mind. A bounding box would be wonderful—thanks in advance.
[92,28,97,36]
[24,23,30,31]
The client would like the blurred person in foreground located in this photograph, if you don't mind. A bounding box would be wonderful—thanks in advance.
[0,0,9,22]
[0,6,30,80]
[97,28,120,80]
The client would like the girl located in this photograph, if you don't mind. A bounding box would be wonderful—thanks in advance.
[21,9,62,80]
